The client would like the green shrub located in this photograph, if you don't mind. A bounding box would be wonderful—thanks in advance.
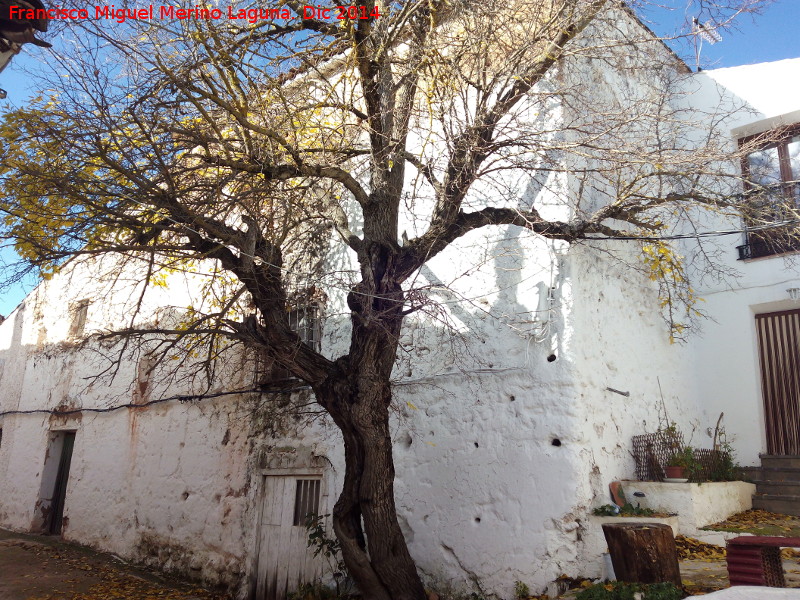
[592,503,657,517]
[514,580,530,599]
[576,581,685,600]
[287,582,339,600]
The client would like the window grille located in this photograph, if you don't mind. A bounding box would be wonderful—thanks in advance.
[256,303,322,387]
[292,478,321,526]
[288,305,321,351]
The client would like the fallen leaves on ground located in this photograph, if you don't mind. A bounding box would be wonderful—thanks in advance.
[676,536,726,561]
[683,582,727,596]
[705,509,800,537]
[21,541,228,600]
[676,533,800,561]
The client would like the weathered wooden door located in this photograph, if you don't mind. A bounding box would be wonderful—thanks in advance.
[45,431,76,535]
[254,474,325,600]
[756,310,800,455]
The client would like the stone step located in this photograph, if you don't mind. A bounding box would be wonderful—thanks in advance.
[756,467,800,483]
[761,455,800,470]
[739,466,762,483]
[753,493,800,516]
[757,481,800,496]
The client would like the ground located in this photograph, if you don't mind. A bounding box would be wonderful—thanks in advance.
[5,511,800,600]
[704,509,800,538]
[537,554,800,599]
[533,510,800,599]
[0,528,228,600]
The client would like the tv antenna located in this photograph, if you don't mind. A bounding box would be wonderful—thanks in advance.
[692,17,723,71]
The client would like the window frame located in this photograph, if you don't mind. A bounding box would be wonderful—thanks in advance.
[291,478,322,527]
[68,299,90,338]
[738,124,800,260]
[287,304,322,353]
[255,301,323,387]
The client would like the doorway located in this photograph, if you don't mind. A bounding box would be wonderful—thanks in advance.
[35,430,76,534]
[755,310,800,455]
[253,473,326,600]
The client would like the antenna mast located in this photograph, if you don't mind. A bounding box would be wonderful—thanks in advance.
[692,17,723,71]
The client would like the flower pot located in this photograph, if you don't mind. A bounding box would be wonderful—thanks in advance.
[664,466,685,479]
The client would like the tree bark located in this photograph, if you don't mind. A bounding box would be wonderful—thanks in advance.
[602,523,681,586]
[314,281,427,600]
[317,373,426,600]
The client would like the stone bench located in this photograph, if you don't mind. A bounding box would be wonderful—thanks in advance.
[726,536,800,587]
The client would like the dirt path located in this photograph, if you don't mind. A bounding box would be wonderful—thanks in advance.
[0,529,227,600]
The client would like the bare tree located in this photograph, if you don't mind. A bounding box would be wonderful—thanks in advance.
[0,0,771,597]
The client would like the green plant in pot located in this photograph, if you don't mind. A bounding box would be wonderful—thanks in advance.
[665,446,694,480]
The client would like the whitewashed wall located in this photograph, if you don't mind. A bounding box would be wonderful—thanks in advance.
[0,257,269,593]
[2,18,792,600]
[680,58,800,465]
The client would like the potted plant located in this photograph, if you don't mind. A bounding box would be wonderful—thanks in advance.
[664,446,694,480]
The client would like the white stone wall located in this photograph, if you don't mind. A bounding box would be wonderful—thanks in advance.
[627,481,755,536]
[0,226,707,598]
[2,20,794,600]
[679,59,800,465]
[0,258,271,594]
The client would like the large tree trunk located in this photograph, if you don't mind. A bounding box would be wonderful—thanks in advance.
[318,368,426,600]
[315,280,427,600]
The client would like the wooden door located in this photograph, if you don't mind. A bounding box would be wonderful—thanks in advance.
[756,310,800,455]
[48,431,76,534]
[254,475,325,600]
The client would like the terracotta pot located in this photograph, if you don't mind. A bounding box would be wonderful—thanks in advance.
[664,466,686,479]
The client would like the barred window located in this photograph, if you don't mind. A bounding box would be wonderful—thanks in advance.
[288,305,321,351]
[292,478,321,526]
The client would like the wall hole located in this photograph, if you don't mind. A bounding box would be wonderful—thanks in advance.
[509,395,516,402]
[474,442,479,448]
[547,354,557,362]
[551,438,562,447]
[474,517,481,523]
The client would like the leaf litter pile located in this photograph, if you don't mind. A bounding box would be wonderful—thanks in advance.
[706,509,800,538]
[19,539,228,600]
[676,536,726,561]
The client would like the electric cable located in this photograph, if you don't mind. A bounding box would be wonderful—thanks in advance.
[0,384,311,419]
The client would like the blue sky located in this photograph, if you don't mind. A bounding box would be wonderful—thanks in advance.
[0,0,797,315]
[639,0,800,69]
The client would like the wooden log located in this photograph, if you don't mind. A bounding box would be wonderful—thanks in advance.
[602,522,681,586]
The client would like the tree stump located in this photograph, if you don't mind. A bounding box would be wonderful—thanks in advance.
[602,522,681,586]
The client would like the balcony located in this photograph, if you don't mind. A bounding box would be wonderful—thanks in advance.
[737,234,800,260]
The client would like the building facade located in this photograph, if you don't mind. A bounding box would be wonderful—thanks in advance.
[0,16,799,600]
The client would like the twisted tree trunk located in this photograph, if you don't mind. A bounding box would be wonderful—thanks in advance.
[314,280,426,600]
